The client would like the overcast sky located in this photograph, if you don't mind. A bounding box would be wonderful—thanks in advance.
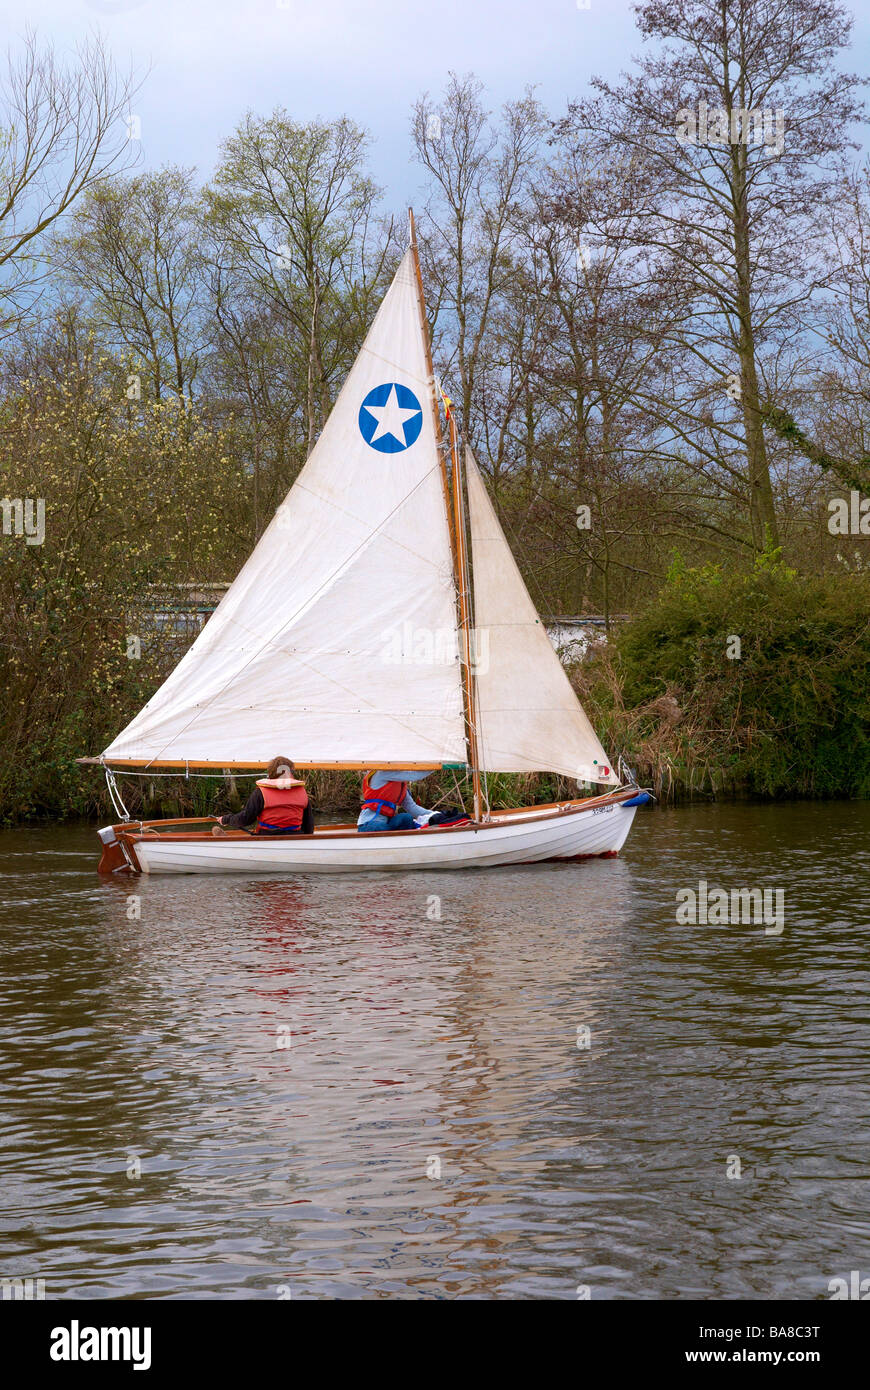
[4,0,869,212]
[0,0,650,202]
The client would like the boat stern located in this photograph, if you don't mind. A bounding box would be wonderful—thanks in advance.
[97,825,141,875]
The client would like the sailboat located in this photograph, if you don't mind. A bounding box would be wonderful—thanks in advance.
[82,211,649,875]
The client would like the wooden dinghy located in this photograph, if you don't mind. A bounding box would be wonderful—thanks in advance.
[81,211,649,875]
[97,789,647,876]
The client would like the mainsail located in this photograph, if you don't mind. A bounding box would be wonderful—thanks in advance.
[464,448,619,785]
[102,250,466,767]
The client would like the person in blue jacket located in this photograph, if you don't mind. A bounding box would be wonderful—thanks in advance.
[358,770,432,832]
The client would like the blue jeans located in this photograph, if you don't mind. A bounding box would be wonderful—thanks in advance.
[358,812,418,832]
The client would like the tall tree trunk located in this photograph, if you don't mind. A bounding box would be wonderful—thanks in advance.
[733,148,779,548]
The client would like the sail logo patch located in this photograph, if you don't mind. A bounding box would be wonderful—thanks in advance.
[359,383,423,453]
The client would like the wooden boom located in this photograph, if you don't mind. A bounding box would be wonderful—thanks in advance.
[77,758,454,771]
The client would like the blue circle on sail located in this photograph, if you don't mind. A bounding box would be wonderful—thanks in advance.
[359,382,423,453]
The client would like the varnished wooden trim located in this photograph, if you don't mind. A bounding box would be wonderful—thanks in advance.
[78,758,448,771]
[111,787,636,846]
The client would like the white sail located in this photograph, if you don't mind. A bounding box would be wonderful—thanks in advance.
[465,448,619,784]
[103,250,466,766]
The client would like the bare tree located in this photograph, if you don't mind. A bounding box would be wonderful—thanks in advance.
[205,232,310,540]
[205,112,389,455]
[0,29,141,334]
[412,73,545,436]
[57,166,205,401]
[812,164,870,474]
[522,144,698,620]
[556,0,866,551]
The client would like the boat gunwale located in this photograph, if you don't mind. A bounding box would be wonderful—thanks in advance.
[113,787,639,847]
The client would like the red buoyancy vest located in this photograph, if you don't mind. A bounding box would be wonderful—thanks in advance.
[256,778,308,830]
[361,774,408,819]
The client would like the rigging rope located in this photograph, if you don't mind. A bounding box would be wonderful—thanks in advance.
[104,766,132,822]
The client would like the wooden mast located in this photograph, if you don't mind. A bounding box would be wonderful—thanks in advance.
[450,423,483,821]
[408,208,482,821]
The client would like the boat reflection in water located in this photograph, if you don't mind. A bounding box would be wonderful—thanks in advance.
[112,857,638,1295]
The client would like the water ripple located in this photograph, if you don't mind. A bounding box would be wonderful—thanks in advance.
[0,802,868,1298]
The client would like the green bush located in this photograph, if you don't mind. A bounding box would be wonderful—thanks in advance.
[576,551,870,799]
[0,377,248,823]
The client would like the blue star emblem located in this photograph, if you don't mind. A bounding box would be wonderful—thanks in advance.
[359,383,423,453]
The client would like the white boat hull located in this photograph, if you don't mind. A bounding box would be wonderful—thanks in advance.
[99,791,646,875]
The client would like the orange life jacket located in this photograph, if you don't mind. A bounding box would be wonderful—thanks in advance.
[255,777,308,831]
[361,773,408,819]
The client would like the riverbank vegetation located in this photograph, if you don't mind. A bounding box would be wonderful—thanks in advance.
[572,554,870,802]
[8,546,869,822]
[2,4,870,822]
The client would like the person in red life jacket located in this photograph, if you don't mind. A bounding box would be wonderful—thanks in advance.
[357,770,432,832]
[212,757,313,836]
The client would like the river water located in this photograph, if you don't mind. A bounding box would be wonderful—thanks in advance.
[0,801,868,1300]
